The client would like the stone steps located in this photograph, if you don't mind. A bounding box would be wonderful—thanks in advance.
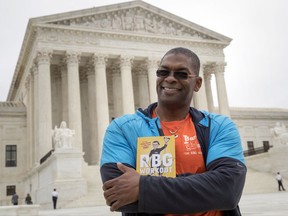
[63,164,105,209]
[243,166,278,194]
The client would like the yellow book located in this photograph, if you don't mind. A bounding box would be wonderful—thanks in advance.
[136,136,176,177]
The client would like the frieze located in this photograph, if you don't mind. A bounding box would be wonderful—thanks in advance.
[36,26,225,55]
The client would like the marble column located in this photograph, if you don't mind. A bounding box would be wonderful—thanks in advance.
[31,64,39,165]
[193,64,208,110]
[203,64,215,112]
[120,55,135,114]
[60,62,68,123]
[25,74,32,169]
[28,69,36,167]
[35,49,53,160]
[66,51,83,151]
[52,67,62,128]
[86,65,98,165]
[93,53,110,163]
[215,63,230,117]
[79,69,89,163]
[146,58,158,104]
[111,63,123,117]
[136,64,150,108]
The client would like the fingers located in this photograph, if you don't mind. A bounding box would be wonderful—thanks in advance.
[102,163,140,211]
[110,200,121,212]
[102,179,114,191]
[117,162,133,173]
[104,189,117,206]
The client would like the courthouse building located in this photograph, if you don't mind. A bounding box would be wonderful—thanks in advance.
[1,0,287,208]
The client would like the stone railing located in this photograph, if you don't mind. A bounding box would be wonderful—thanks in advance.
[39,149,54,164]
[243,145,272,157]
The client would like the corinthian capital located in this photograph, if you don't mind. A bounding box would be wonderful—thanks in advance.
[120,55,134,68]
[145,57,159,70]
[65,51,81,65]
[92,53,108,66]
[36,49,52,64]
[215,62,226,73]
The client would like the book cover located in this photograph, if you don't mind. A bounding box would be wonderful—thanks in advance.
[136,136,176,177]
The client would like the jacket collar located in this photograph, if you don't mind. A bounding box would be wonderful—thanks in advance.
[139,102,206,126]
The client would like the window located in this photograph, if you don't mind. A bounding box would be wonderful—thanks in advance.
[263,141,270,151]
[7,185,16,196]
[6,145,17,167]
[247,141,254,151]
[247,141,255,155]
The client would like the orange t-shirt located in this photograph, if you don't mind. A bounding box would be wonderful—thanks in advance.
[154,112,222,216]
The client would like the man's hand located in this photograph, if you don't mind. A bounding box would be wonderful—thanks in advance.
[102,162,140,211]
[164,136,170,145]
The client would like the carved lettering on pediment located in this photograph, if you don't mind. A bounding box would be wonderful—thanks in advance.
[50,7,216,40]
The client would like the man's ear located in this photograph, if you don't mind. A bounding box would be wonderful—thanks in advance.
[194,76,202,92]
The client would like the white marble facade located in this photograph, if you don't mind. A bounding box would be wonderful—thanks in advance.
[0,0,287,208]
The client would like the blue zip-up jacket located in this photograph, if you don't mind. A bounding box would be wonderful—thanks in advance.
[100,103,246,216]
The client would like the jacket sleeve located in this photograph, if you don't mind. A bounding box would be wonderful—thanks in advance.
[100,163,140,213]
[100,116,143,213]
[138,158,246,214]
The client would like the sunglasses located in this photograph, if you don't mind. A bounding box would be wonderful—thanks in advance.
[156,69,197,80]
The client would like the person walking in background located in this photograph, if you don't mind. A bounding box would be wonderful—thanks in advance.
[52,188,58,209]
[100,47,246,215]
[276,172,286,191]
[11,192,19,205]
[25,193,33,204]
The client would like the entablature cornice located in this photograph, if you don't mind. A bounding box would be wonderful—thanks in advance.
[231,108,288,120]
[32,25,227,58]
[36,24,228,47]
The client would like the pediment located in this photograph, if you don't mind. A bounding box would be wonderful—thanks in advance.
[30,0,231,43]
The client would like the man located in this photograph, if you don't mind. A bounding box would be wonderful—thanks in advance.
[100,47,246,215]
[25,193,33,204]
[52,188,58,209]
[276,172,286,191]
[11,193,19,205]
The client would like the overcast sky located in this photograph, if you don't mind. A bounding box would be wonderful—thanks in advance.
[1,0,288,109]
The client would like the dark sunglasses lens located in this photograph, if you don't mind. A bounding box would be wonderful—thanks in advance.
[156,70,169,77]
[156,70,189,80]
[174,72,189,80]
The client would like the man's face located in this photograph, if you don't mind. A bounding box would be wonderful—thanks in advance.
[152,141,159,149]
[156,53,202,107]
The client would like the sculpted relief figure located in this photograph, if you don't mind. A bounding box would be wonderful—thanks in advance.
[123,11,134,30]
[112,14,122,30]
[133,10,145,31]
[52,121,75,150]
[271,122,288,146]
[144,14,156,33]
